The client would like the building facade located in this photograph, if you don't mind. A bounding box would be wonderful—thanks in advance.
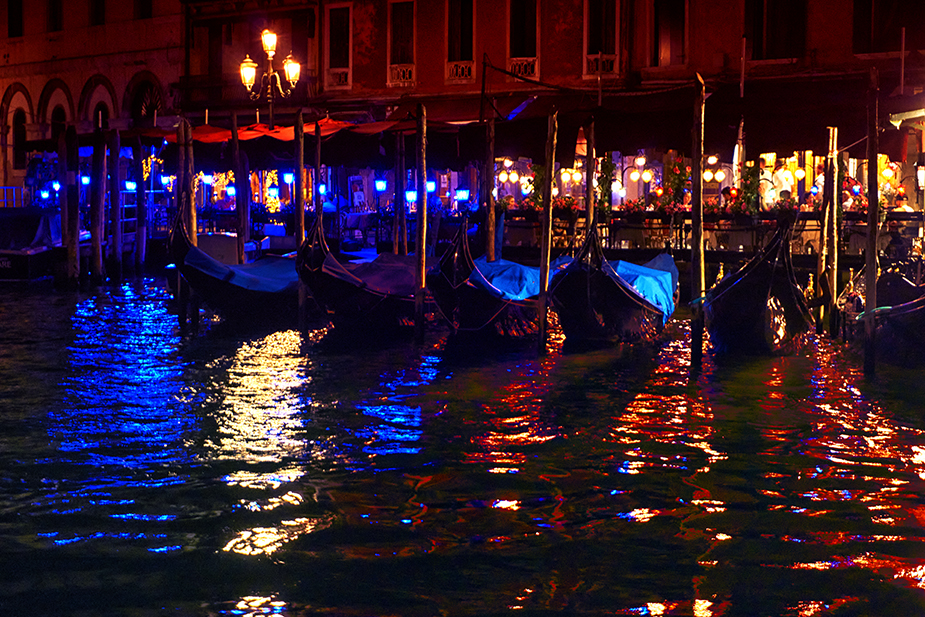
[2,0,924,195]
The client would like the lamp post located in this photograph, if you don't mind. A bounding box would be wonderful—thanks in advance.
[240,29,301,130]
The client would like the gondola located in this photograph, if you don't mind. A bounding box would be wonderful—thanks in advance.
[836,262,925,363]
[548,221,678,344]
[703,211,814,355]
[296,218,429,331]
[168,215,303,325]
[427,215,571,337]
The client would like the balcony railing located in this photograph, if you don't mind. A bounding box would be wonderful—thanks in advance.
[508,57,537,78]
[446,60,474,83]
[389,64,415,87]
[585,54,617,77]
[326,68,351,89]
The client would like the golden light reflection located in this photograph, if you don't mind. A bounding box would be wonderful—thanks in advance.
[222,515,332,555]
[492,499,521,510]
[693,599,714,617]
[211,330,309,474]
[234,595,287,615]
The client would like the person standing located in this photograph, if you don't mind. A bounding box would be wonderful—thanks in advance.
[772,159,794,202]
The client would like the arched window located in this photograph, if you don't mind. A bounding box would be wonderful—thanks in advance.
[51,106,66,144]
[93,102,109,130]
[130,82,162,127]
[12,109,26,170]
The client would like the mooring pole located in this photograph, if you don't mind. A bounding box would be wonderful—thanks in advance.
[133,137,147,274]
[537,111,558,355]
[176,120,189,330]
[184,119,197,248]
[485,115,496,261]
[691,74,706,370]
[185,118,199,333]
[585,118,596,228]
[57,132,69,251]
[400,134,408,255]
[108,129,122,283]
[295,111,308,331]
[89,130,106,285]
[864,68,880,376]
[294,111,306,244]
[314,121,322,222]
[825,127,839,334]
[232,111,245,264]
[415,103,428,341]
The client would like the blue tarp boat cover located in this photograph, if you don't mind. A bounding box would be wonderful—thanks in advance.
[605,252,678,323]
[184,246,299,293]
[470,255,573,301]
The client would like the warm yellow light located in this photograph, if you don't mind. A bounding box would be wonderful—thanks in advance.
[498,170,509,183]
[795,168,806,180]
[630,169,641,182]
[283,54,301,88]
[240,55,258,90]
[882,166,895,179]
[560,168,570,180]
[634,155,647,167]
[707,155,718,165]
[504,158,513,168]
[552,186,559,197]
[261,30,278,57]
[509,170,519,183]
[571,170,583,183]
[714,169,726,182]
[703,170,714,182]
[641,169,653,183]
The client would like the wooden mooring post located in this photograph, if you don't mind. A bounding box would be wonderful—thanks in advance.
[690,75,706,370]
[537,111,558,355]
[89,130,106,285]
[864,68,880,376]
[108,129,122,283]
[415,103,428,341]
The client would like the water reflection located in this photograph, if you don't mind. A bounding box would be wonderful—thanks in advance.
[7,284,925,615]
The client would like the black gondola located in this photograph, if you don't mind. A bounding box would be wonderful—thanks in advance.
[427,215,570,337]
[703,212,814,355]
[168,215,303,325]
[549,222,678,344]
[296,218,429,331]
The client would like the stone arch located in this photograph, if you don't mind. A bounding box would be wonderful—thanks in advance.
[77,74,117,126]
[37,78,75,125]
[1,82,35,126]
[123,70,165,126]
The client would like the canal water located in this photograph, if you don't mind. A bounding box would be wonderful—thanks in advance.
[3,277,925,616]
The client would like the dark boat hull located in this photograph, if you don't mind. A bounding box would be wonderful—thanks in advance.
[548,224,675,344]
[703,215,814,355]
[297,220,428,331]
[169,217,301,325]
[550,261,665,343]
[427,217,541,337]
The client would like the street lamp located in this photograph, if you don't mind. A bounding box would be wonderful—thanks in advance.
[240,29,301,129]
